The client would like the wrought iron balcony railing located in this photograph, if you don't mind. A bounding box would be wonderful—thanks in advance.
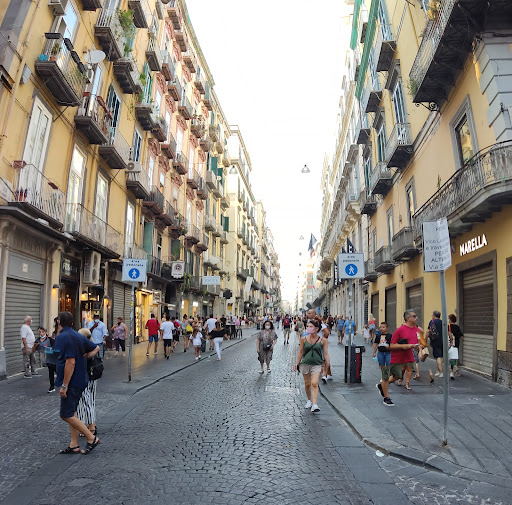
[75,94,111,145]
[123,242,147,259]
[126,165,150,200]
[95,9,132,61]
[374,246,395,273]
[98,126,131,169]
[369,162,392,196]
[385,122,413,170]
[392,227,419,262]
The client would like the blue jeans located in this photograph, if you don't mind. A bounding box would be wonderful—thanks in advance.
[95,343,104,359]
[377,351,391,367]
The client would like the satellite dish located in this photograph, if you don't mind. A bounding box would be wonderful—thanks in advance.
[160,0,172,3]
[85,50,106,65]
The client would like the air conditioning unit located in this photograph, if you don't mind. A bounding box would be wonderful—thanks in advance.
[83,251,101,285]
[48,0,67,15]
[126,161,142,173]
[153,291,162,303]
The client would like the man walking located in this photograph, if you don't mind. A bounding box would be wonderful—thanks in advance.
[160,313,174,359]
[21,315,39,378]
[204,314,217,350]
[282,314,292,344]
[145,313,160,356]
[55,311,100,455]
[426,310,444,380]
[336,316,344,345]
[87,314,108,359]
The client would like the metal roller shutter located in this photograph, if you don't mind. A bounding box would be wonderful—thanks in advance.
[406,284,423,329]
[364,294,369,327]
[113,283,132,324]
[5,279,42,376]
[371,292,379,326]
[385,287,397,333]
[461,263,494,376]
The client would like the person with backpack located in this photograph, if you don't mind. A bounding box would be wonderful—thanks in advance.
[282,314,292,344]
[425,310,444,381]
[336,316,344,345]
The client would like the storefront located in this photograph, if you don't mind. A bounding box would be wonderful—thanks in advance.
[59,256,80,326]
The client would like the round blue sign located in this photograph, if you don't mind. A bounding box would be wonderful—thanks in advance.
[129,268,140,279]
[345,264,357,276]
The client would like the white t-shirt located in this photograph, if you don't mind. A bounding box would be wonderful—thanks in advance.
[160,321,174,340]
[205,318,217,333]
[192,332,203,346]
[20,324,35,348]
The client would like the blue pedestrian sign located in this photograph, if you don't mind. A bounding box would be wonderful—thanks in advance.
[338,253,364,280]
[122,258,147,282]
[345,264,358,276]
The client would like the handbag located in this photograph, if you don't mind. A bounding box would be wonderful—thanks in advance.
[448,346,459,360]
[88,355,104,380]
[419,347,429,362]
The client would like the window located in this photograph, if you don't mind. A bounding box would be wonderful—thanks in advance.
[132,129,142,162]
[189,146,194,175]
[369,49,379,91]
[159,171,164,191]
[23,97,52,172]
[148,156,155,185]
[66,145,86,207]
[450,96,478,168]
[172,186,179,208]
[95,172,108,222]
[125,202,135,245]
[386,207,394,245]
[106,85,121,129]
[156,233,162,260]
[392,80,407,125]
[405,178,416,226]
[155,90,162,113]
[377,124,387,162]
[176,128,183,154]
[455,116,474,164]
[165,111,171,142]
[372,229,377,257]
[186,201,191,230]
[364,156,372,190]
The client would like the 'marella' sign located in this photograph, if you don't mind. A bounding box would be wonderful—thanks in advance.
[460,234,487,256]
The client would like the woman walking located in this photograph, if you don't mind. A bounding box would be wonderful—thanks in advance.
[209,321,229,361]
[111,317,128,356]
[257,320,278,374]
[294,319,330,413]
[77,328,99,437]
[35,327,57,392]
[368,313,376,343]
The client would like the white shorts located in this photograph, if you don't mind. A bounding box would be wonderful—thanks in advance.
[299,364,323,375]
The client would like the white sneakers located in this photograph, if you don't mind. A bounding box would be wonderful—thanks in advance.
[435,372,444,378]
[321,376,327,383]
[311,404,320,413]
[326,375,333,380]
[304,400,312,409]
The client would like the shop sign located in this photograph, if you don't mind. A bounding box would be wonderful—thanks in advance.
[61,257,80,279]
[423,218,451,272]
[460,234,487,256]
[171,261,184,279]
[202,275,220,285]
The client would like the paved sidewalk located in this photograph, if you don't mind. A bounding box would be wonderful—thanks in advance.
[320,334,512,488]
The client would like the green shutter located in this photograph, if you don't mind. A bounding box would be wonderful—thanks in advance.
[223,216,229,232]
[210,156,218,176]
[143,222,154,256]
[355,0,379,100]
[350,0,363,50]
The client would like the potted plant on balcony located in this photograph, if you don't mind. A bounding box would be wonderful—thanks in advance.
[118,9,134,34]
[50,42,61,61]
[427,0,441,21]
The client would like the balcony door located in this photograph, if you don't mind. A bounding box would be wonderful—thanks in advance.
[378,0,392,40]
[125,202,135,253]
[106,85,121,142]
[392,81,408,143]
[94,172,108,243]
[176,128,183,155]
[65,145,86,232]
[377,124,387,163]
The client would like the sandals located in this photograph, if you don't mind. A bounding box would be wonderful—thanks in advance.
[396,379,403,386]
[413,375,420,380]
[267,369,271,373]
[59,445,80,454]
[82,437,100,455]
[405,383,412,391]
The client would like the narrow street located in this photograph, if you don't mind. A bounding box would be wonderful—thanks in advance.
[0,329,509,505]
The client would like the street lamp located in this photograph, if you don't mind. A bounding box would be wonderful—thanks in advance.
[229,166,237,174]
[301,164,310,174]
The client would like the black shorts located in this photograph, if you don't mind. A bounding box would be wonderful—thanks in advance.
[432,346,443,359]
[163,339,173,347]
[173,334,180,342]
[60,385,84,419]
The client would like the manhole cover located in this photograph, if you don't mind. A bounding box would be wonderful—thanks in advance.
[265,386,300,394]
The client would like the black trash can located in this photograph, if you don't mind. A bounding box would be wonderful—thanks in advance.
[344,345,365,383]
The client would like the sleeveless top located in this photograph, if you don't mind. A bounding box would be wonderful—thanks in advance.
[113,323,126,340]
[301,338,324,365]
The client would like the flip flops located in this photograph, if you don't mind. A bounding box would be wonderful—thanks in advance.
[82,437,100,455]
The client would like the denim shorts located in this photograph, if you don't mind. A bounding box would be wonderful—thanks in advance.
[377,351,391,367]
[148,334,159,343]
[60,386,85,419]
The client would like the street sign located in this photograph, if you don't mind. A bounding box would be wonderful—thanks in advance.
[202,275,220,285]
[423,218,451,272]
[337,253,365,279]
[122,258,147,282]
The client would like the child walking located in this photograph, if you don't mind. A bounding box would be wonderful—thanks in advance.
[191,328,203,360]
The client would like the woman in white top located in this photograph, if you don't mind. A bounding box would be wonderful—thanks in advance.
[191,328,203,360]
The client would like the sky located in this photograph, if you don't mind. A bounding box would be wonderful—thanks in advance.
[186,0,352,302]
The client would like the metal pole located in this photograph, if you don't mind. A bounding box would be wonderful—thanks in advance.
[128,282,135,382]
[347,280,353,383]
[439,270,449,446]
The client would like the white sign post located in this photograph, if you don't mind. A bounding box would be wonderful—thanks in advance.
[338,253,364,383]
[423,218,451,446]
[122,258,147,382]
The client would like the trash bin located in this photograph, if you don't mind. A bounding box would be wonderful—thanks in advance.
[344,345,365,383]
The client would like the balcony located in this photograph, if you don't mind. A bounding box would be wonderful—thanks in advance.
[242,233,248,246]
[205,170,217,189]
[203,84,213,111]
[35,34,86,106]
[147,255,162,277]
[183,50,196,73]
[196,233,209,252]
[125,165,150,199]
[200,136,212,153]
[220,194,230,210]
[173,152,188,175]
[81,0,102,10]
[161,52,175,81]
[128,0,151,28]
[143,185,164,215]
[94,9,131,62]
[392,227,420,262]
[369,162,392,197]
[190,276,201,293]
[359,190,377,216]
[345,192,360,216]
[203,251,217,268]
[161,132,177,159]
[135,99,158,131]
[237,227,244,239]
[166,0,181,30]
[206,285,220,296]
[374,246,395,274]
[204,215,216,232]
[212,223,221,237]
[185,224,200,244]
[10,164,65,228]
[156,200,175,226]
[364,259,378,282]
[215,140,223,154]
[191,117,205,139]
[178,96,193,120]
[75,94,111,145]
[167,79,182,101]
[236,266,247,280]
[152,116,168,142]
[196,177,209,200]
[208,124,219,142]
[186,168,200,189]
[385,123,413,170]
[219,230,229,244]
[113,56,143,94]
[169,213,186,238]
[174,30,187,52]
[145,38,162,72]
[413,140,512,240]
[375,23,396,72]
[98,127,130,169]
[194,74,206,94]
[366,88,382,114]
[123,242,147,259]
[356,124,370,145]
[222,150,231,167]
[409,1,512,106]
[64,203,122,258]
[213,181,223,198]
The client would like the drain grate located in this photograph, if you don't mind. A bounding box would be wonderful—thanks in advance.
[265,386,300,394]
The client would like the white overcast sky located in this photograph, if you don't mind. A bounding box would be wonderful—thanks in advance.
[186,0,352,302]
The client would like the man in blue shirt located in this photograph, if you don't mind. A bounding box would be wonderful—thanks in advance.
[87,314,108,358]
[344,316,356,345]
[55,311,100,455]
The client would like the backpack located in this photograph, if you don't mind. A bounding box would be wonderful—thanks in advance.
[429,319,440,342]
[88,355,104,381]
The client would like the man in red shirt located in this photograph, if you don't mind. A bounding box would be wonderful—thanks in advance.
[386,309,420,397]
[145,313,160,357]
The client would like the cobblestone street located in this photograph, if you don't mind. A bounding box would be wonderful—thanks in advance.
[0,330,509,505]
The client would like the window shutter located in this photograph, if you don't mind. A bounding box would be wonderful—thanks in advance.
[210,156,218,176]
[223,216,229,232]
